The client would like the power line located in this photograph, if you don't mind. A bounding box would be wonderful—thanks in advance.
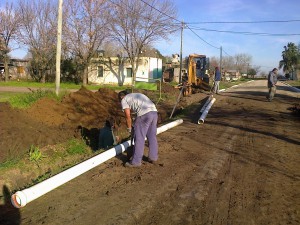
[186,25,220,49]
[182,19,300,24]
[130,0,280,70]
[108,0,182,31]
[222,49,231,57]
[138,0,181,23]
[188,26,300,36]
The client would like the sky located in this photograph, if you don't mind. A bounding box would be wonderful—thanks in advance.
[6,0,300,74]
[153,0,300,73]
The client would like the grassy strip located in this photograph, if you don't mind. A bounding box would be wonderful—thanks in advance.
[0,81,97,90]
[285,80,300,88]
[219,78,253,90]
[0,138,97,191]
[0,80,131,91]
[0,81,157,104]
[8,89,65,108]
[0,92,24,102]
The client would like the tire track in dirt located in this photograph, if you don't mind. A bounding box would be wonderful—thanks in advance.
[198,83,300,225]
[128,123,237,225]
[10,80,300,225]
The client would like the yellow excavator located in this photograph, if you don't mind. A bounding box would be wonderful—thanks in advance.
[184,53,211,95]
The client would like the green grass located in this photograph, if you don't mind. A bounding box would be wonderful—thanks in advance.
[28,145,44,162]
[218,78,253,90]
[0,92,24,102]
[8,89,64,108]
[135,81,158,90]
[0,138,93,183]
[0,80,130,91]
[0,81,133,103]
[0,158,21,170]
[66,138,87,155]
[286,80,300,88]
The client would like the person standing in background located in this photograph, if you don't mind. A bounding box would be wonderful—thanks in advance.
[213,66,221,94]
[266,68,278,102]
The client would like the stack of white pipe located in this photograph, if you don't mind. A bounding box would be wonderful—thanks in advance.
[198,95,216,124]
[11,119,183,208]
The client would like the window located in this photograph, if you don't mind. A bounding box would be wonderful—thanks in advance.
[98,66,103,77]
[126,68,132,77]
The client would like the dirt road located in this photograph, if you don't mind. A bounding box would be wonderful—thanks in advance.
[3,80,300,225]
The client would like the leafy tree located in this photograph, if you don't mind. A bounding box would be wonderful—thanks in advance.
[250,65,261,76]
[280,42,299,80]
[61,58,80,83]
[247,68,256,76]
[108,0,178,87]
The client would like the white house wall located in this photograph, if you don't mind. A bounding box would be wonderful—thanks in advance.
[136,57,163,82]
[89,57,162,85]
[136,58,150,82]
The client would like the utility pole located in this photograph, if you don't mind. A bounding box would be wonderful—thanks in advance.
[55,0,63,96]
[220,46,222,75]
[179,21,184,83]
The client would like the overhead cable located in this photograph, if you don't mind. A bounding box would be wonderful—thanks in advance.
[188,26,300,36]
[183,19,300,24]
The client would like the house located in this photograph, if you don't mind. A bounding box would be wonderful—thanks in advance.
[0,58,29,80]
[223,70,241,81]
[88,56,162,85]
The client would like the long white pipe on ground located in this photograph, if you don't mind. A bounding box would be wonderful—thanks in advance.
[198,98,216,124]
[199,95,213,114]
[11,119,183,208]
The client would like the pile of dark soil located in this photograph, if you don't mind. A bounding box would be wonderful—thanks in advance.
[0,83,204,163]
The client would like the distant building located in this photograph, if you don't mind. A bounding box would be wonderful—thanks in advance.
[88,56,162,85]
[0,58,30,80]
[223,70,241,81]
[171,54,180,64]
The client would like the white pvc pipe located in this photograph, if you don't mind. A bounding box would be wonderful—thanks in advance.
[198,98,216,124]
[199,95,213,114]
[11,119,183,208]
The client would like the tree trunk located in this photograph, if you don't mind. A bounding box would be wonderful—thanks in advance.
[40,70,46,83]
[4,56,9,82]
[82,66,88,86]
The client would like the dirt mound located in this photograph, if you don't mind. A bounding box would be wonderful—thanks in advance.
[61,87,123,128]
[0,85,189,163]
[161,82,181,95]
[0,102,74,162]
[0,87,125,163]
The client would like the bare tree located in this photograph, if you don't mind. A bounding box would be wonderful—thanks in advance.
[0,1,21,82]
[222,56,235,71]
[234,53,252,73]
[18,0,57,83]
[63,0,110,86]
[211,56,235,72]
[108,0,178,86]
[208,56,220,71]
[215,54,252,73]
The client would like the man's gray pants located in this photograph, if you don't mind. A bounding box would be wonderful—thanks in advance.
[268,86,276,101]
[213,81,220,94]
[131,111,158,165]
